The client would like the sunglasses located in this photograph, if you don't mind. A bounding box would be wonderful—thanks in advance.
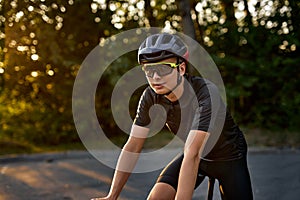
[141,62,180,78]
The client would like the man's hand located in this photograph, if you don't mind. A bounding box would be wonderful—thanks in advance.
[91,196,114,200]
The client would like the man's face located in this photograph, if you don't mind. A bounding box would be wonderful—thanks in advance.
[142,57,185,95]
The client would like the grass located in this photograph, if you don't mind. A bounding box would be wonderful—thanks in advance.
[0,138,85,156]
[106,130,181,149]
[1,128,299,156]
[0,139,35,155]
[243,128,300,148]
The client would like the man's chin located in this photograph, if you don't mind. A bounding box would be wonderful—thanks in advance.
[153,88,170,95]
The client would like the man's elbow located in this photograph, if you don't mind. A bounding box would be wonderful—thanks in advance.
[123,137,145,153]
[184,147,201,164]
[184,130,209,161]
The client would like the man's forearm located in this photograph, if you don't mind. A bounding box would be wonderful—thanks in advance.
[107,143,142,199]
[175,130,209,200]
[175,154,200,200]
[107,169,131,199]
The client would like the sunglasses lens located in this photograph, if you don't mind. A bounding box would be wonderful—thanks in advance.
[143,64,174,77]
[157,64,173,76]
[144,67,154,77]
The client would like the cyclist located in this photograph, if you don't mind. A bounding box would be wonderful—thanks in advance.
[92,33,253,200]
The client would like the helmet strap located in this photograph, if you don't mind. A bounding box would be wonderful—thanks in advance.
[162,66,182,96]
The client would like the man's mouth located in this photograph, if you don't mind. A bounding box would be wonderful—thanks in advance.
[152,83,165,89]
[153,83,162,86]
[152,83,165,86]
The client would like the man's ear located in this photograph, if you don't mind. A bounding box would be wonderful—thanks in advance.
[179,62,186,75]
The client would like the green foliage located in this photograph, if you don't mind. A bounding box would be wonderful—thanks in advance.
[204,0,300,131]
[0,91,78,146]
[0,0,299,153]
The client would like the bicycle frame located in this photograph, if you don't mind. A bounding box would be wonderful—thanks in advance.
[207,177,215,200]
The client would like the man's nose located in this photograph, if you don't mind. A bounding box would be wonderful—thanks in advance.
[152,71,161,79]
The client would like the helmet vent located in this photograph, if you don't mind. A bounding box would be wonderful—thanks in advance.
[162,34,172,44]
[152,35,159,46]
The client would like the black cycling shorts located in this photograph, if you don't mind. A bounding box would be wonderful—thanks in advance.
[156,154,253,200]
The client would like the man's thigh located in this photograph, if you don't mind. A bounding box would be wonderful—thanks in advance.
[208,157,253,200]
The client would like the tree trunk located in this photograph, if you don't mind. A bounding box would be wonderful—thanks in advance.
[0,0,6,91]
[145,0,156,27]
[177,0,196,39]
[177,0,196,74]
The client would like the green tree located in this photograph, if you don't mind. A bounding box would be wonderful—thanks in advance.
[0,0,299,151]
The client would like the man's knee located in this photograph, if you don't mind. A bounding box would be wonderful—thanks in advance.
[147,193,168,200]
[147,192,173,200]
[147,183,176,200]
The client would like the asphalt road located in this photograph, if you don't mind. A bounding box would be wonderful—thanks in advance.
[0,148,300,200]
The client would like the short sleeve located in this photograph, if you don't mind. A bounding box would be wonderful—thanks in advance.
[190,80,224,133]
[133,87,154,127]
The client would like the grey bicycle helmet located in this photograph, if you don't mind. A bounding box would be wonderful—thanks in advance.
[138,33,189,64]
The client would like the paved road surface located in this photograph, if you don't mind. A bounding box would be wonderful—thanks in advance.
[0,148,300,200]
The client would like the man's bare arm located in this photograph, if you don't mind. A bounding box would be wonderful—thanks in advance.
[175,130,210,200]
[92,125,149,200]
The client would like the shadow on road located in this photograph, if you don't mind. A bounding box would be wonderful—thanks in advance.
[0,149,300,200]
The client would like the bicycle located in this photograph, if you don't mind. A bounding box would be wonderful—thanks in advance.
[207,177,215,200]
[197,173,215,200]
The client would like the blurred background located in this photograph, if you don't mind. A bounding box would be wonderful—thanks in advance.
[0,0,299,155]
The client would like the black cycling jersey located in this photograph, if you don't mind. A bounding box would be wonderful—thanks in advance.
[134,74,247,161]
